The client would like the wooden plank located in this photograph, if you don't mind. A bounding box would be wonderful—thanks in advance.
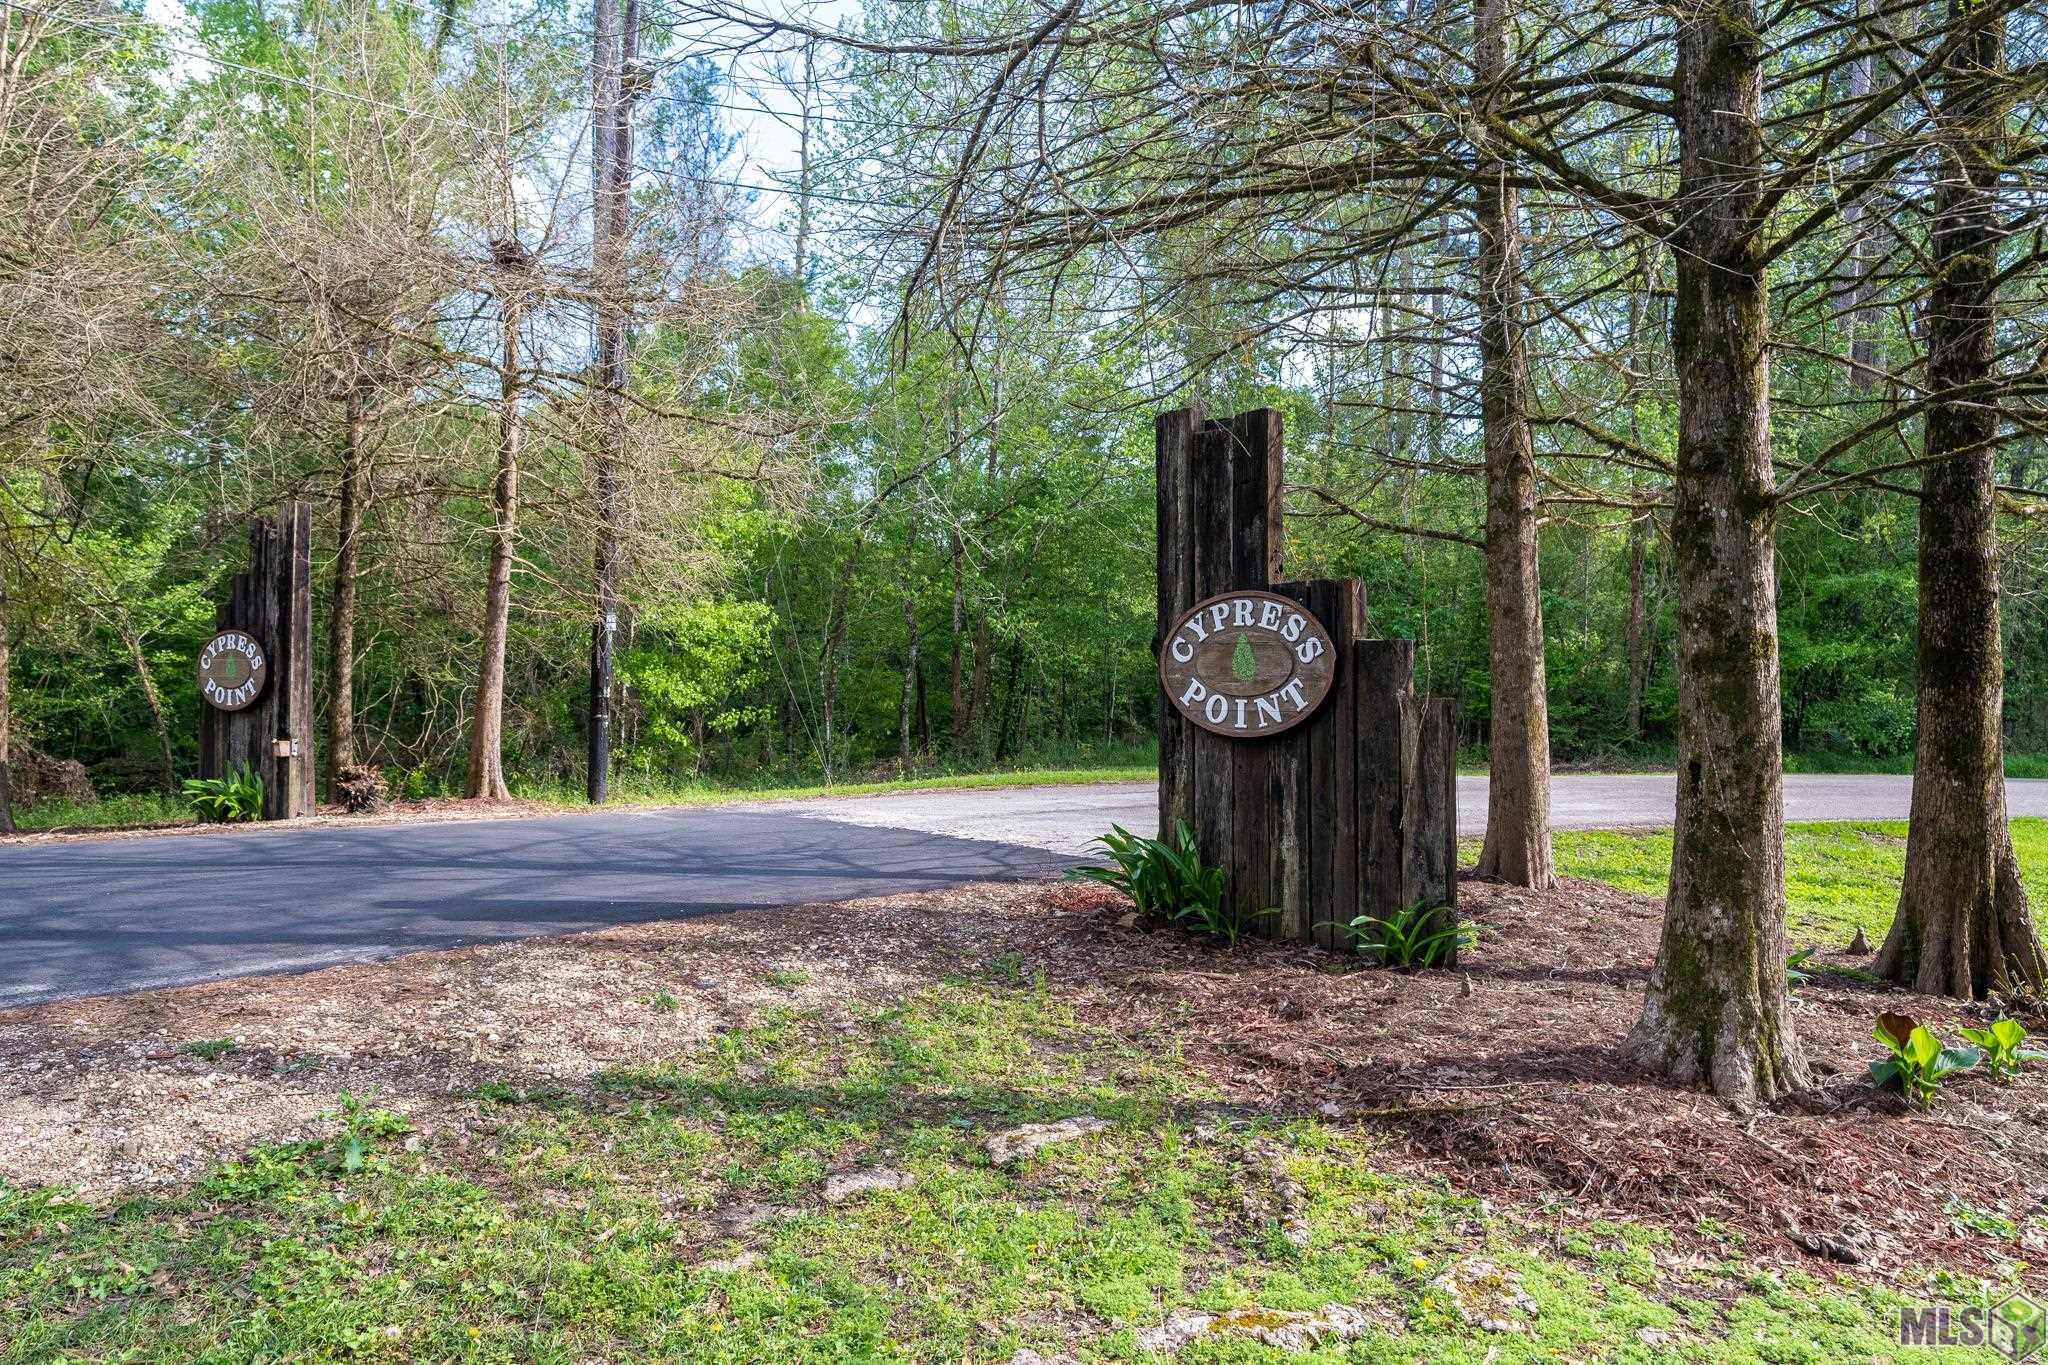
[1224,413,1280,927]
[1187,422,1234,886]
[1401,693,1458,959]
[1267,580,1316,941]
[1433,699,1459,915]
[1227,409,1281,591]
[1307,579,1367,949]
[1353,639,1416,946]
[1154,410,1196,843]
[282,502,315,817]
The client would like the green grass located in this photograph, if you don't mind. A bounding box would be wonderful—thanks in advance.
[509,756,1160,812]
[4,746,1160,834]
[0,973,2003,1361]
[1783,750,2048,779]
[1499,818,2048,950]
[8,791,193,833]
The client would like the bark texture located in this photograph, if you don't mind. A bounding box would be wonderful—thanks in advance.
[326,394,369,781]
[0,601,12,835]
[1627,0,1808,1105]
[467,286,522,801]
[1876,0,2046,997]
[1471,0,1556,889]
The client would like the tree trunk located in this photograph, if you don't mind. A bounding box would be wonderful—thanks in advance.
[898,519,923,768]
[967,613,993,753]
[115,610,177,791]
[994,639,1024,763]
[467,288,521,801]
[948,532,968,743]
[1471,0,1556,889]
[1876,0,2044,997]
[327,391,368,782]
[1627,509,1649,740]
[899,592,921,769]
[1627,0,1808,1106]
[0,596,13,835]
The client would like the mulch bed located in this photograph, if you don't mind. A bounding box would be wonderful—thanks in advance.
[1033,875,2048,1289]
[2,870,2041,1289]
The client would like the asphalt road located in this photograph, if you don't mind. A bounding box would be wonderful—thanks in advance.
[755,772,2048,856]
[5,772,2045,1008]
[0,810,1069,1010]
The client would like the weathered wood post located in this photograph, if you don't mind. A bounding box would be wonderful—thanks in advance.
[198,503,315,819]
[1155,410,1458,952]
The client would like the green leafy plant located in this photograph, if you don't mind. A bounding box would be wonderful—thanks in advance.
[182,765,264,822]
[1786,947,1818,989]
[1869,1012,1981,1108]
[1957,1017,2046,1084]
[642,988,681,1013]
[1330,903,1477,969]
[318,1093,413,1175]
[178,1038,239,1061]
[1068,822,1270,943]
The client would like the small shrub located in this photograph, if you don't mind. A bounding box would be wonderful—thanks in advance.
[182,765,264,822]
[333,764,386,814]
[1869,1012,1981,1108]
[1957,1017,2046,1084]
[1786,947,1817,989]
[1331,903,1477,969]
[643,988,681,1013]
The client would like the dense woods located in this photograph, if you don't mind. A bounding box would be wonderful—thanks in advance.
[6,0,2048,1085]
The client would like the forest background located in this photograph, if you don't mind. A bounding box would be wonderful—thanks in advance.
[7,0,2048,816]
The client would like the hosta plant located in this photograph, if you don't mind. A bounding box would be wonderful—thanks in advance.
[182,765,265,823]
[1957,1018,2046,1085]
[1870,1012,1981,1109]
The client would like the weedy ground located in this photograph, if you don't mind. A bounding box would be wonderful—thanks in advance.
[0,970,1992,1363]
[7,834,2042,1361]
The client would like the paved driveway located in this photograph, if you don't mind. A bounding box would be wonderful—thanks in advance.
[757,773,2048,855]
[0,811,1066,1009]
[5,772,2043,1008]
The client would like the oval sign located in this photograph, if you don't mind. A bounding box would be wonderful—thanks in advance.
[198,629,269,712]
[1159,589,1335,738]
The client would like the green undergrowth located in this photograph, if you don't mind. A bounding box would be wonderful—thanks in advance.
[511,759,1158,811]
[0,971,2000,1362]
[1511,818,2048,950]
[6,792,193,833]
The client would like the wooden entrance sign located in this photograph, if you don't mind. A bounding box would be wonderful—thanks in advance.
[198,504,314,819]
[198,630,268,712]
[1159,590,1336,738]
[1155,408,1456,950]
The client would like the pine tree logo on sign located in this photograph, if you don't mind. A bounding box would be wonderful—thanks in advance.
[1158,589,1337,738]
[198,630,269,712]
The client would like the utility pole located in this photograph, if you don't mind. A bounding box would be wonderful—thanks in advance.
[587,0,637,802]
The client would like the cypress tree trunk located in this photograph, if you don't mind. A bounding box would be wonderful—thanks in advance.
[467,286,521,801]
[1471,0,1556,889]
[327,391,368,783]
[1875,0,2045,997]
[1627,0,1808,1105]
